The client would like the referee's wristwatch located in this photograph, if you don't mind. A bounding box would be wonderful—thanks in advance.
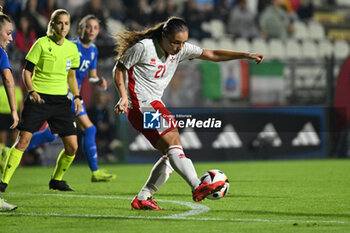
[74,95,82,100]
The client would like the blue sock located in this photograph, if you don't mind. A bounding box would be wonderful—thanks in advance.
[27,128,57,150]
[82,126,98,172]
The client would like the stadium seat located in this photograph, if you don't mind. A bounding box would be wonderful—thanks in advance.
[301,40,319,60]
[251,38,268,58]
[210,19,226,39]
[295,66,326,89]
[201,21,211,33]
[201,38,217,50]
[308,21,325,40]
[218,37,235,50]
[187,38,201,47]
[336,0,350,6]
[333,40,350,60]
[234,38,251,53]
[268,39,285,60]
[107,19,125,35]
[286,39,302,59]
[318,39,334,58]
[293,21,309,40]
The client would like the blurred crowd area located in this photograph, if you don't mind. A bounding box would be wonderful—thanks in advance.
[0,0,319,41]
[1,0,350,163]
[3,0,350,104]
[2,0,350,54]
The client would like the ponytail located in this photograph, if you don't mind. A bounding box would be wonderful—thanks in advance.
[115,16,188,60]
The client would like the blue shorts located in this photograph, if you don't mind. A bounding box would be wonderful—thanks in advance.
[70,99,87,117]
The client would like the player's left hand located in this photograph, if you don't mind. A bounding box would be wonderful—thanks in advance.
[115,97,128,115]
[74,98,83,115]
[249,53,264,64]
[100,77,107,90]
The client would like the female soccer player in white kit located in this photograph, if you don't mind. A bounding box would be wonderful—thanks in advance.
[114,17,264,210]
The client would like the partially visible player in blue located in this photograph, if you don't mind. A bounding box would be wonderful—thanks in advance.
[27,15,116,182]
[0,5,18,211]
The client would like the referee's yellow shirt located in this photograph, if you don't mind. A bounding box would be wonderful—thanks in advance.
[25,36,80,95]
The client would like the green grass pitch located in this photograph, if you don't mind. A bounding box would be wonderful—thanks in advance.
[1,159,350,233]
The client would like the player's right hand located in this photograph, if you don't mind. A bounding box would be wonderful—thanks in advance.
[74,98,83,116]
[29,91,44,104]
[248,53,264,64]
[115,97,128,115]
[100,77,108,90]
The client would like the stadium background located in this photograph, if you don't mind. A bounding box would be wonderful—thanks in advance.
[1,0,350,165]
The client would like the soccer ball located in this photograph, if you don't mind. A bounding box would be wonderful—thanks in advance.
[200,169,229,200]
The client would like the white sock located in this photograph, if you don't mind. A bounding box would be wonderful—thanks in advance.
[137,156,174,200]
[167,145,200,191]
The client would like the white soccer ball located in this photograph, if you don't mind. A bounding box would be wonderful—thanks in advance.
[199,169,229,200]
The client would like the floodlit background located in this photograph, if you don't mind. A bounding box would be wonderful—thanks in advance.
[1,0,350,165]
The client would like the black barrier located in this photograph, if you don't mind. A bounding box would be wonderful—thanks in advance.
[126,107,328,163]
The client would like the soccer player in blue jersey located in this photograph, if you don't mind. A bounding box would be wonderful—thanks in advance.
[0,6,19,211]
[27,15,116,182]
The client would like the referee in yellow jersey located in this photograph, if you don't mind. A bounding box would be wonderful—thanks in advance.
[0,9,82,193]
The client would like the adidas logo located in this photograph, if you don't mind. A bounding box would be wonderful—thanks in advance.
[129,134,156,151]
[292,122,320,146]
[212,124,242,148]
[252,123,282,147]
[129,128,203,151]
[180,128,202,149]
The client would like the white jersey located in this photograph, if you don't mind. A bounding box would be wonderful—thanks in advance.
[118,38,202,108]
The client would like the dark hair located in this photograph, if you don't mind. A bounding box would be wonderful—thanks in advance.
[115,16,188,60]
[0,6,12,31]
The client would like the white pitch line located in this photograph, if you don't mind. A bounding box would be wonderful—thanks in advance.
[7,192,210,218]
[156,199,210,218]
[2,192,349,225]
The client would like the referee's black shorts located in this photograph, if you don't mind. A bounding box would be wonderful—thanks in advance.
[18,93,77,137]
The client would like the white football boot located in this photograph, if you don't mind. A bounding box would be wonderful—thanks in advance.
[0,198,17,211]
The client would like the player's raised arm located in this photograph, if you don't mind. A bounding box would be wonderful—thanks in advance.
[198,49,264,64]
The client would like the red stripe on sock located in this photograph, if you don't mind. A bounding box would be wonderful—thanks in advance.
[168,146,183,152]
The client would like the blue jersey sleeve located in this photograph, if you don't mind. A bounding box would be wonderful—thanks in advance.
[0,48,11,71]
